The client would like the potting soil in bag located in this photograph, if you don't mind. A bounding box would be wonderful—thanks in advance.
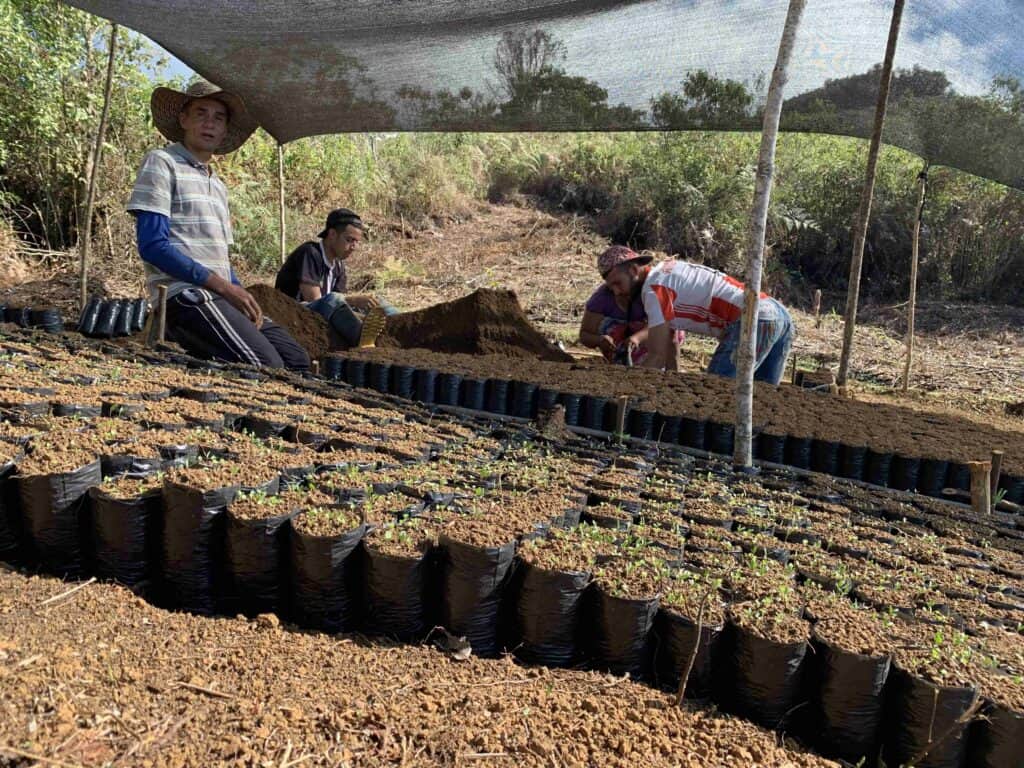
[513,560,590,667]
[92,300,121,338]
[289,522,366,632]
[364,545,432,641]
[113,300,133,337]
[883,665,977,768]
[439,535,517,657]
[653,608,722,699]
[722,620,808,730]
[130,298,150,332]
[29,308,63,334]
[221,506,296,616]
[18,459,102,577]
[809,637,891,765]
[588,586,658,678]
[967,700,1024,768]
[89,484,162,586]
[161,475,279,614]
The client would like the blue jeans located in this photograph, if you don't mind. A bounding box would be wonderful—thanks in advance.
[707,299,794,385]
[307,293,398,347]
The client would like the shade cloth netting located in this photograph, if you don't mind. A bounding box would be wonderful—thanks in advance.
[67,0,1024,189]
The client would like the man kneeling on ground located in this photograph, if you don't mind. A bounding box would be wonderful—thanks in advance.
[127,80,309,371]
[276,208,397,347]
[598,246,794,385]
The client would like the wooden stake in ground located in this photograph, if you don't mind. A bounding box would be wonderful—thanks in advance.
[902,162,929,392]
[733,0,807,469]
[278,142,287,264]
[969,460,992,514]
[78,23,119,312]
[836,0,906,387]
[990,450,1004,499]
[812,289,822,328]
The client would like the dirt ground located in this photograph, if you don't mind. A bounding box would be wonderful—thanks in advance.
[0,566,836,768]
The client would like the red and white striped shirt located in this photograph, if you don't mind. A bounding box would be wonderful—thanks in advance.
[641,260,776,340]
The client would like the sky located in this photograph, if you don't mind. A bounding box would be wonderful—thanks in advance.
[140,0,1020,111]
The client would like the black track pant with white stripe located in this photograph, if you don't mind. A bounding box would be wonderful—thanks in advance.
[166,288,310,372]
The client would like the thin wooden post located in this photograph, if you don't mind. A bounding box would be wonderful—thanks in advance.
[836,0,906,387]
[902,162,929,392]
[813,289,822,328]
[78,23,119,312]
[277,143,287,264]
[969,461,992,514]
[614,396,630,436]
[990,450,1004,499]
[155,285,168,344]
[734,0,807,469]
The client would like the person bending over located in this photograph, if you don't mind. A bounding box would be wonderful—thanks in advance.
[598,245,794,384]
[276,208,397,347]
[127,79,309,371]
[579,252,684,366]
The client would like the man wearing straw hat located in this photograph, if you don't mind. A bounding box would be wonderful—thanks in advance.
[127,79,310,371]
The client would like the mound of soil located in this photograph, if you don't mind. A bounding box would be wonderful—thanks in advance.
[248,284,333,360]
[377,288,572,363]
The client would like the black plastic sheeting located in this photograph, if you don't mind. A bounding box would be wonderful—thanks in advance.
[18,460,102,577]
[679,417,706,450]
[89,484,162,586]
[967,700,1024,768]
[865,450,893,487]
[461,378,486,410]
[785,436,813,470]
[840,445,868,481]
[707,422,734,455]
[653,608,722,699]
[161,475,280,614]
[587,586,658,678]
[391,365,415,399]
[918,459,950,497]
[0,457,21,561]
[100,453,162,479]
[722,621,808,730]
[485,379,511,415]
[808,636,891,766]
[289,521,367,632]
[513,560,590,666]
[439,535,517,657]
[364,545,433,641]
[757,433,786,464]
[558,393,582,426]
[890,455,921,492]
[883,665,977,768]
[221,506,297,616]
[414,369,437,403]
[810,440,840,475]
[436,372,462,406]
[511,380,538,419]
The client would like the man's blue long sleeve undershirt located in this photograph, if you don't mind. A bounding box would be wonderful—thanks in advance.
[135,212,240,287]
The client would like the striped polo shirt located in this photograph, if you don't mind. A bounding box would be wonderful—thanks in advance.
[126,142,234,299]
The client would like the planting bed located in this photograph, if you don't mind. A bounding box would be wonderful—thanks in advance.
[332,346,1024,502]
[1,327,1023,767]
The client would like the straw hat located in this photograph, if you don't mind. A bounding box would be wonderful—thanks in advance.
[150,79,258,155]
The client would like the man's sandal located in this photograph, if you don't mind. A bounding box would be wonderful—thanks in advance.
[357,306,387,348]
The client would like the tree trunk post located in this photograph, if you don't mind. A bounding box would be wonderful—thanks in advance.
[277,142,287,264]
[733,0,807,469]
[969,461,992,515]
[78,22,118,312]
[836,0,906,387]
[902,162,929,392]
[813,289,822,328]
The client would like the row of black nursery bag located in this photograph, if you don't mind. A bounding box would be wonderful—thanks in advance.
[77,297,150,339]
[322,354,1024,506]
[0,303,63,334]
[0,441,1019,768]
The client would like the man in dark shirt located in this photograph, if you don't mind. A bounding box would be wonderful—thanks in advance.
[276,208,396,347]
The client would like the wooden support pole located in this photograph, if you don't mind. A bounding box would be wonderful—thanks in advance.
[733,0,807,469]
[155,285,168,344]
[311,359,321,377]
[277,143,287,264]
[902,162,929,392]
[813,289,822,328]
[990,450,1004,499]
[614,396,630,436]
[790,354,798,386]
[78,23,119,312]
[969,461,992,515]
[836,0,906,387]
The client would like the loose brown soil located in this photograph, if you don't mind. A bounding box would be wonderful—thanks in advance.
[377,288,572,362]
[291,505,362,537]
[248,283,336,360]
[518,528,597,573]
[93,473,165,500]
